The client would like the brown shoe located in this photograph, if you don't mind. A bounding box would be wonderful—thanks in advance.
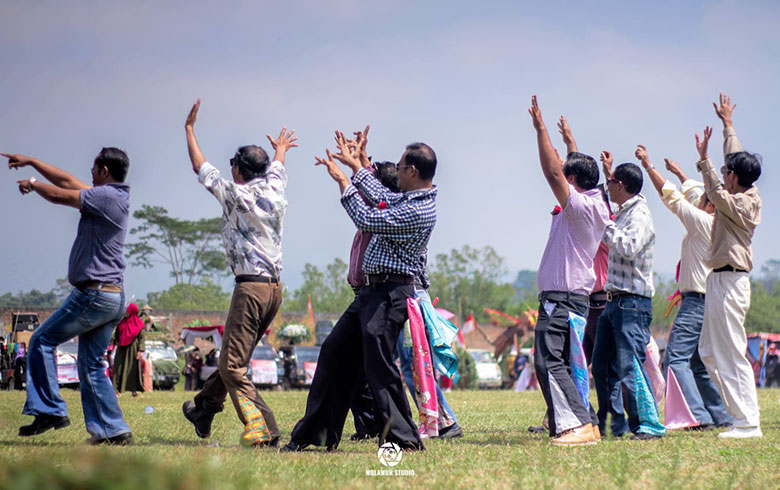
[550,423,600,446]
[592,425,602,440]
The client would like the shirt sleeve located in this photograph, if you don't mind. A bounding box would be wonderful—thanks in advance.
[198,162,230,206]
[351,168,403,206]
[680,178,705,205]
[264,161,288,190]
[660,180,701,232]
[79,186,122,227]
[602,206,654,260]
[341,188,426,237]
[723,126,743,156]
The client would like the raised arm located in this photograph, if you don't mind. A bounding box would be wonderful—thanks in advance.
[713,92,743,155]
[664,158,689,184]
[557,115,578,154]
[3,153,89,190]
[265,127,298,165]
[314,149,351,195]
[185,99,207,175]
[600,151,613,180]
[529,95,568,208]
[635,145,665,196]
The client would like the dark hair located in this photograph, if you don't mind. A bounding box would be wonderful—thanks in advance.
[404,142,437,180]
[230,145,270,181]
[613,163,643,195]
[563,152,599,190]
[725,151,761,187]
[95,147,130,182]
[372,161,400,192]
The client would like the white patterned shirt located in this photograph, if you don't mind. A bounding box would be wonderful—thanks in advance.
[603,193,655,297]
[198,161,287,277]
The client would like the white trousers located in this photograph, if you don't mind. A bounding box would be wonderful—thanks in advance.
[698,271,760,428]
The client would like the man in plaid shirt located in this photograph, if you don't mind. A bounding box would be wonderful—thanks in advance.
[284,130,436,452]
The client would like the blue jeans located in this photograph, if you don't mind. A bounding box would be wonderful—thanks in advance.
[592,294,664,436]
[23,288,131,439]
[663,294,731,426]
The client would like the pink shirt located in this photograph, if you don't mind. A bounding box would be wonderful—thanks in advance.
[348,229,372,288]
[537,186,610,296]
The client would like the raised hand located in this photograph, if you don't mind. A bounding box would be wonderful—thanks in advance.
[664,158,688,183]
[557,116,577,152]
[713,92,736,128]
[600,150,613,179]
[330,130,362,172]
[695,126,713,160]
[528,95,545,131]
[353,124,371,168]
[266,127,298,153]
[185,98,201,130]
[635,145,650,167]
[315,149,350,190]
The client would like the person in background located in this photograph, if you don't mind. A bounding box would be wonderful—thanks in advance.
[112,303,146,397]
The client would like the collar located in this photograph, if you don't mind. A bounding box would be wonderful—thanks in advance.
[617,193,645,214]
[404,185,438,200]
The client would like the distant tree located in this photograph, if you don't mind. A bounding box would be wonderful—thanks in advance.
[428,245,521,323]
[127,205,229,285]
[745,282,780,334]
[283,258,353,314]
[759,258,780,293]
[512,269,539,310]
[146,280,231,311]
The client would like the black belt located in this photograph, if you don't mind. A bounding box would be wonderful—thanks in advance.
[712,265,748,274]
[681,291,706,300]
[366,273,416,286]
[590,290,608,302]
[606,291,649,302]
[538,290,588,304]
[235,274,279,284]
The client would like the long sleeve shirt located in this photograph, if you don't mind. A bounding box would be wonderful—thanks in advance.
[198,161,287,277]
[696,127,761,271]
[603,193,655,297]
[661,179,713,293]
[341,168,437,288]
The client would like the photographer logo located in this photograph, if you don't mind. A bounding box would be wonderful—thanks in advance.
[377,442,403,467]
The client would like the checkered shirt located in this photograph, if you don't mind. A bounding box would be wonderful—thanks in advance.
[603,193,655,297]
[341,168,437,288]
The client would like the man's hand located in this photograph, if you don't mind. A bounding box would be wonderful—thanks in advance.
[315,149,350,193]
[353,124,371,169]
[695,126,712,161]
[2,153,36,170]
[266,127,298,164]
[17,179,34,195]
[557,116,578,153]
[664,158,688,183]
[185,99,200,131]
[136,352,144,361]
[635,145,651,168]
[600,150,613,179]
[529,95,546,132]
[713,92,736,129]
[330,130,362,173]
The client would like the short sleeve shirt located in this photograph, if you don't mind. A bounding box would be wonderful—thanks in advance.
[68,183,130,286]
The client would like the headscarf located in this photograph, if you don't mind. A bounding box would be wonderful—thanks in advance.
[117,303,145,346]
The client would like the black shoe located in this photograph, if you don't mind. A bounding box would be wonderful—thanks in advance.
[19,414,71,437]
[685,423,715,431]
[630,432,662,441]
[182,401,213,439]
[350,432,377,442]
[86,432,134,446]
[436,423,464,439]
[716,421,733,429]
[280,440,307,452]
[527,425,546,434]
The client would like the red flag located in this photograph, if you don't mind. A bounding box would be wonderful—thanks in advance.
[461,313,476,334]
[457,328,466,349]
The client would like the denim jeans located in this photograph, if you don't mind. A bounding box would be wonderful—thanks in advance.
[23,288,131,439]
[663,294,731,426]
[592,294,663,436]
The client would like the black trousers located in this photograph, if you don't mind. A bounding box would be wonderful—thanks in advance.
[534,291,597,436]
[289,282,422,450]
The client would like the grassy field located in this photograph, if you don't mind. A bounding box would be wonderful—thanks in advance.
[1,388,779,489]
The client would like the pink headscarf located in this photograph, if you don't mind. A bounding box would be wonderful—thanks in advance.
[117,303,145,346]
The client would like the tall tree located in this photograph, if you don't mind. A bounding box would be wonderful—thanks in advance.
[283,258,354,314]
[146,280,231,311]
[126,205,229,285]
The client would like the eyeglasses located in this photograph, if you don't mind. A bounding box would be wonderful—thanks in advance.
[395,163,413,171]
[606,177,621,185]
[720,165,733,175]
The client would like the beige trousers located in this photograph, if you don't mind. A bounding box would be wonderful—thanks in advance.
[698,271,760,428]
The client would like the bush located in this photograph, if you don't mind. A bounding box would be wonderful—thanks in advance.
[454,346,477,389]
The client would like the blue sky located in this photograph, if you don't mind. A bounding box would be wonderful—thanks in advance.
[1,0,778,300]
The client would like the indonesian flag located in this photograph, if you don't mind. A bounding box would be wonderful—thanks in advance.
[461,313,476,334]
[303,295,315,330]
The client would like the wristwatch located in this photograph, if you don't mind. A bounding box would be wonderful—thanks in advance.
[28,176,37,191]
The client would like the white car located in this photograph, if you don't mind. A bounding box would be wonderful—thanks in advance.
[56,341,80,386]
[468,349,503,389]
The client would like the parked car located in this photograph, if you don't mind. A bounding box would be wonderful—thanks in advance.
[56,340,80,387]
[468,349,503,389]
[249,345,284,390]
[1,313,40,390]
[145,340,180,390]
[279,345,320,388]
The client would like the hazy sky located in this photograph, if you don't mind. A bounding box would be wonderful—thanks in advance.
[1,1,778,301]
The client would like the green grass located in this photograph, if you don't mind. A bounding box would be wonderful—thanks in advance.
[1,388,779,489]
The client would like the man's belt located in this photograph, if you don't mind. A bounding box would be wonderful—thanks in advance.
[606,291,648,302]
[681,291,706,300]
[236,274,279,284]
[538,290,588,304]
[365,273,416,286]
[77,282,122,293]
[589,290,609,302]
[712,265,748,274]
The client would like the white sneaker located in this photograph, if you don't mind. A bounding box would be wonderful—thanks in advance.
[717,426,762,439]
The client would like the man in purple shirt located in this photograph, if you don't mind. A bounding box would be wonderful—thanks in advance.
[4,148,133,445]
[529,96,609,446]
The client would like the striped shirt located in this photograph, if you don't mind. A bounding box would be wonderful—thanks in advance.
[603,193,655,297]
[341,168,437,288]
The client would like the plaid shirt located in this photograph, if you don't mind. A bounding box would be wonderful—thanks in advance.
[603,193,655,297]
[341,168,437,288]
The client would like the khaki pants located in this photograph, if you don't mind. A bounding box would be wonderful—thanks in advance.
[194,281,282,437]
[698,271,760,428]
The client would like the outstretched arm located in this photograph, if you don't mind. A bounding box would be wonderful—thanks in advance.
[265,127,298,165]
[16,178,80,209]
[635,145,665,196]
[557,115,578,154]
[185,99,207,175]
[529,95,568,208]
[3,153,89,190]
